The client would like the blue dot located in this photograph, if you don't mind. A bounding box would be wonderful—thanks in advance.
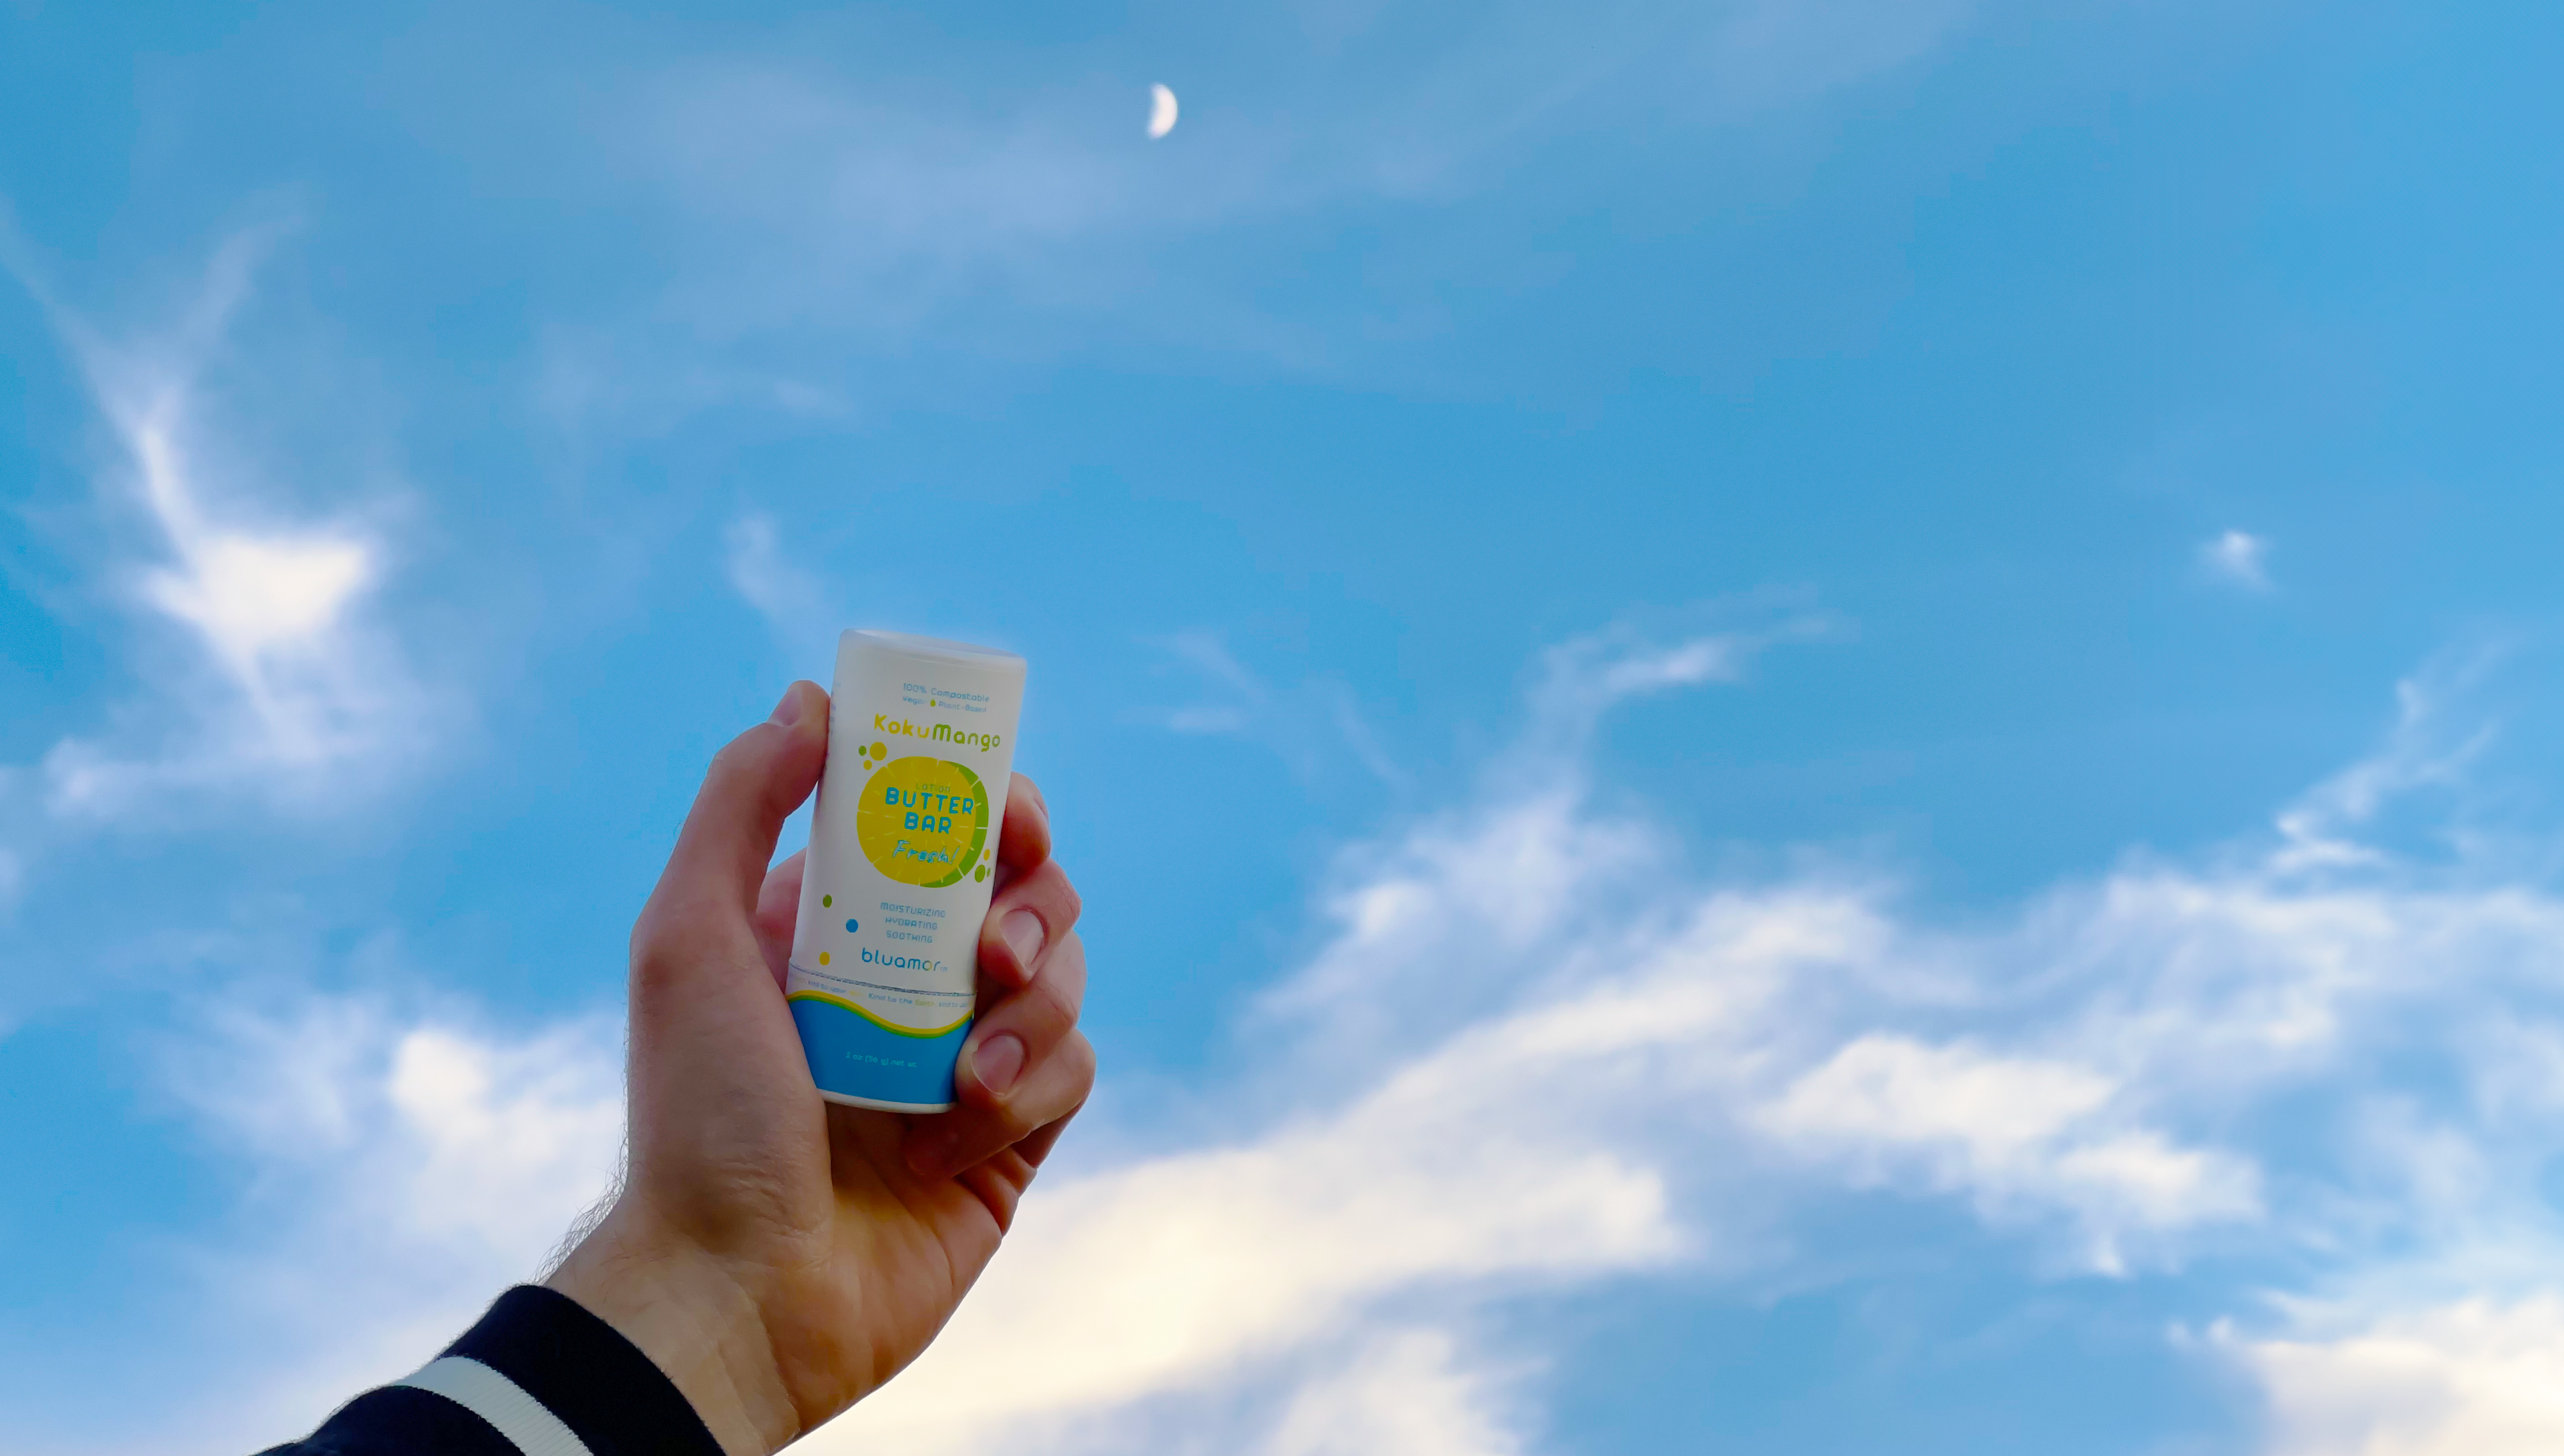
[845,919,859,933]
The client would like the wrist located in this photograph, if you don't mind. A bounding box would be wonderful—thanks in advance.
[545,1213,801,1456]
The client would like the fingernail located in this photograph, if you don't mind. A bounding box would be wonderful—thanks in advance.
[1002,909,1045,970]
[769,685,803,726]
[974,1033,1026,1096]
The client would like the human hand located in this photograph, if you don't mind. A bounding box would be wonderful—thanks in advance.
[547,680,1093,1454]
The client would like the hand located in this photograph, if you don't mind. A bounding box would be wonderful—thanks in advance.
[547,680,1094,1454]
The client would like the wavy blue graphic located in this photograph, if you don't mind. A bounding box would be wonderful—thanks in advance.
[790,992,970,1108]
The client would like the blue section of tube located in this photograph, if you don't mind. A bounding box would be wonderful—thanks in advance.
[791,995,969,1108]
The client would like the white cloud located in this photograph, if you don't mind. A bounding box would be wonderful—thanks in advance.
[1260,1330,1530,1456]
[1758,1035,2260,1270]
[828,1036,1683,1454]
[1767,1035,2116,1152]
[154,989,624,1450]
[3,226,445,826]
[2242,1298,2564,1456]
[113,630,2564,1456]
[2203,529,2274,590]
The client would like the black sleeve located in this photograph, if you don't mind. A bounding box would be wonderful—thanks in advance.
[256,1285,727,1456]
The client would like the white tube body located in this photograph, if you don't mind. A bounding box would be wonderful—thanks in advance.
[787,630,1026,1112]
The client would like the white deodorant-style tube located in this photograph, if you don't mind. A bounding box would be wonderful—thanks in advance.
[787,630,1026,1112]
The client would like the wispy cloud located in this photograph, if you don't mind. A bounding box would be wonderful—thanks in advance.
[1705,0,1982,111]
[2273,646,2501,870]
[813,629,2564,1447]
[1138,631,1406,788]
[725,509,841,658]
[2201,528,2273,590]
[1,223,447,829]
[533,0,1987,425]
[109,626,2564,1456]
[146,984,624,1452]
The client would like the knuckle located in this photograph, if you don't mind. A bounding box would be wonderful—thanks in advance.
[1029,957,1082,1028]
[966,1091,1037,1142]
[1041,948,1082,1020]
[628,932,688,994]
[706,734,755,778]
[1046,930,1089,995]
[1002,860,1078,931]
[1000,1100,1044,1143]
[630,904,736,988]
[709,720,793,783]
[1026,859,1074,908]
[1062,1030,1098,1089]
[629,908,679,973]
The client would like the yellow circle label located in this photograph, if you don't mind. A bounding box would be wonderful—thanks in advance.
[855,756,991,888]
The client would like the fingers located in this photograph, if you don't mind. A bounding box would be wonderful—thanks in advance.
[910,1030,1095,1183]
[640,682,830,943]
[994,772,1052,880]
[952,1103,1084,1234]
[967,931,1087,1087]
[753,850,806,989]
[624,684,832,1190]
[909,777,1088,1182]
[905,932,1093,1180]
[1010,1109,1078,1171]
[978,855,1083,991]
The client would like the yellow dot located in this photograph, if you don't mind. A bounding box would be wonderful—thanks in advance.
[819,951,831,965]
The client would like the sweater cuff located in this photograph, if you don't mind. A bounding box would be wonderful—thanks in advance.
[435,1285,727,1456]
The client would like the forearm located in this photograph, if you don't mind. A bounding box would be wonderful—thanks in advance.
[546,1220,805,1456]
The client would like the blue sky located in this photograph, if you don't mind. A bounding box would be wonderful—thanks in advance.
[11,0,2564,1451]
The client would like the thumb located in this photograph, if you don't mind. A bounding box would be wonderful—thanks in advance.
[640,682,831,945]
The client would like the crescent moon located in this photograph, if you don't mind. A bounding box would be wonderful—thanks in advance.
[1148,83,1179,140]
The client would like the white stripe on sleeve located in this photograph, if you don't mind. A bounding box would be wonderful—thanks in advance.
[395,1355,596,1456]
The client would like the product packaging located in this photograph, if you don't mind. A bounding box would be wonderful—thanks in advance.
[787,630,1026,1112]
